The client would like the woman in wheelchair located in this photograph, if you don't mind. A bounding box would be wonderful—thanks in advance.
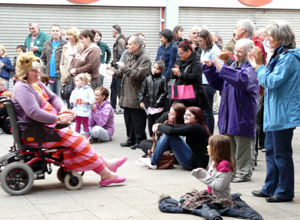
[12,52,127,187]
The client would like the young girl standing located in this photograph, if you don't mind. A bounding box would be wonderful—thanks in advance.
[185,135,234,209]
[139,60,168,137]
[70,73,95,139]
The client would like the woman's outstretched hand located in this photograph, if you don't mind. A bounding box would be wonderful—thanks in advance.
[248,46,264,70]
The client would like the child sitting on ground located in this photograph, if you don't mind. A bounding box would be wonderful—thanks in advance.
[70,73,95,139]
[179,135,235,210]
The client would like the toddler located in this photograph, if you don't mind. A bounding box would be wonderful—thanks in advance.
[70,73,95,138]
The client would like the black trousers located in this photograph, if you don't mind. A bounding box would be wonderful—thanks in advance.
[123,107,147,144]
[110,77,122,109]
[147,112,164,137]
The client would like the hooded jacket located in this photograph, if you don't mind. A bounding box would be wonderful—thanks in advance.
[69,85,95,117]
[89,100,114,139]
[256,46,300,131]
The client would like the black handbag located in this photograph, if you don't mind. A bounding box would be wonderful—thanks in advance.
[61,76,74,100]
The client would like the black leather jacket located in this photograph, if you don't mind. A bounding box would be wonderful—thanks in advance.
[139,73,168,108]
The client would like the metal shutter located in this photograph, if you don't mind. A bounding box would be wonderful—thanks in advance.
[179,7,300,47]
[0,4,161,89]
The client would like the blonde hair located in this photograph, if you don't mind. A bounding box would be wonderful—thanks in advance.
[66,27,80,43]
[0,91,12,108]
[1,91,12,99]
[16,52,43,83]
[0,45,8,57]
[75,73,91,86]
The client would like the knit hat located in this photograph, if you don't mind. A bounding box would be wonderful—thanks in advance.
[112,25,122,34]
[16,52,43,83]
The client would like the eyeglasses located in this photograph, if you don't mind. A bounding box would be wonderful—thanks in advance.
[178,51,187,56]
[184,113,195,117]
[234,49,245,55]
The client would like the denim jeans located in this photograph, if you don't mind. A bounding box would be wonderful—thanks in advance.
[91,126,111,142]
[151,135,193,170]
[261,128,294,200]
[203,84,215,134]
[48,77,61,96]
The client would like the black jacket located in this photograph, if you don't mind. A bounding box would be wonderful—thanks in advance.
[169,52,210,109]
[158,123,209,169]
[139,73,167,108]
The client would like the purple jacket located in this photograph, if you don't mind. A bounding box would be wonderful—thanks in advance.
[12,81,64,128]
[202,61,259,138]
[89,100,114,139]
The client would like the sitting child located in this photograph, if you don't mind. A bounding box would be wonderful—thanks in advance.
[180,135,234,210]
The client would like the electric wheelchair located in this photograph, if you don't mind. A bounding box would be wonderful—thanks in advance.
[0,97,83,195]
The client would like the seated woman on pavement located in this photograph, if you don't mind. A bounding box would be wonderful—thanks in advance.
[140,106,210,170]
[12,52,127,187]
[139,102,186,157]
[89,86,114,144]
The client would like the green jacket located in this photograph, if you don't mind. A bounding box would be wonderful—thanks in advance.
[97,41,112,64]
[24,30,51,57]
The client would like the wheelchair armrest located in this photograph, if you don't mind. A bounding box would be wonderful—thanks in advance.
[0,97,10,104]
[55,124,70,129]
[17,121,46,127]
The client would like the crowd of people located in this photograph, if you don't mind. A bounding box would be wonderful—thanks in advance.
[0,18,299,205]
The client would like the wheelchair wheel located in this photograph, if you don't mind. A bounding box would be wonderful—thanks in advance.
[0,162,34,195]
[64,172,82,190]
[57,167,67,183]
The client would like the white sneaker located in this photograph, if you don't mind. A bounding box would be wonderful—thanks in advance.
[139,157,157,169]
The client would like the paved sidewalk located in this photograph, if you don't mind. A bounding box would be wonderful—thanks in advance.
[0,114,299,220]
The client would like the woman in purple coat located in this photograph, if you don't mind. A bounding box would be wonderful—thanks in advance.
[89,86,114,143]
[202,39,259,183]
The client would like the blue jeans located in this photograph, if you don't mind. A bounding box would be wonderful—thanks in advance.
[48,77,61,96]
[91,126,111,142]
[203,84,215,134]
[151,135,193,170]
[261,128,294,200]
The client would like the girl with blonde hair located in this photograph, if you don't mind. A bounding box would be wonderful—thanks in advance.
[70,73,95,138]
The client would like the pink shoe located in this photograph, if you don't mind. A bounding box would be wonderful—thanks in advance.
[99,176,126,186]
[111,156,128,172]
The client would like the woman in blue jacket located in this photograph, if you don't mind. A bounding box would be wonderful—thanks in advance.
[202,39,259,183]
[155,29,178,80]
[0,45,12,90]
[249,20,300,203]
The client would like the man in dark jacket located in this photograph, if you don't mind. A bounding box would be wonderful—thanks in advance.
[40,24,67,95]
[110,36,151,150]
